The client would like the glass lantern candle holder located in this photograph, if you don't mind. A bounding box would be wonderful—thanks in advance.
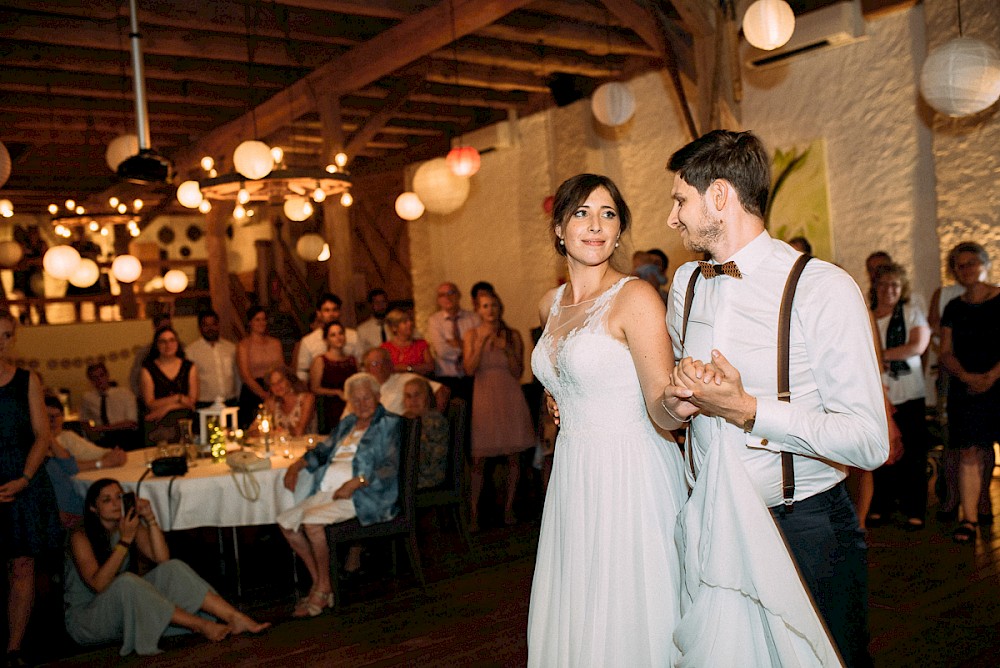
[198,399,239,447]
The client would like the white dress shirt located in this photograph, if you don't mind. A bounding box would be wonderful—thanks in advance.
[356,317,389,358]
[296,326,360,381]
[668,232,889,507]
[185,337,240,403]
[80,386,138,426]
[426,309,480,377]
[56,430,108,462]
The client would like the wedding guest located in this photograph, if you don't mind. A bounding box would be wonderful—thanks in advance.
[129,312,172,398]
[65,478,269,656]
[469,281,495,304]
[295,293,360,382]
[359,348,448,416]
[355,289,391,356]
[140,326,198,446]
[381,309,434,376]
[309,321,357,434]
[185,310,239,409]
[263,366,316,437]
[427,282,480,405]
[236,306,285,429]
[401,377,449,490]
[80,362,140,450]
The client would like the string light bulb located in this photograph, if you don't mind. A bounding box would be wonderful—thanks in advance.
[340,192,353,207]
[312,187,326,203]
[109,197,119,208]
[201,156,215,171]
[132,199,143,211]
[237,187,251,204]
[233,204,246,219]
[65,199,75,210]
[198,199,212,214]
[270,146,284,164]
[48,204,58,215]
[117,203,127,214]
[334,152,348,168]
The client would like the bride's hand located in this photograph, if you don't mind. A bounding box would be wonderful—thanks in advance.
[544,391,560,426]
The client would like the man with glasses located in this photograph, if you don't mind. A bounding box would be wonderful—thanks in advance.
[426,282,480,404]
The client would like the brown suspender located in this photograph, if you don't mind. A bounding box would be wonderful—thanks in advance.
[680,254,812,509]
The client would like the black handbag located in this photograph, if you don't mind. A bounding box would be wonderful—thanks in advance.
[150,455,188,477]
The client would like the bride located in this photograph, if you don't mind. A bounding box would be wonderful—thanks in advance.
[528,174,695,666]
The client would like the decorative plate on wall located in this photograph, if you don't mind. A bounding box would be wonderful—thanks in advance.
[157,226,176,245]
[186,225,203,242]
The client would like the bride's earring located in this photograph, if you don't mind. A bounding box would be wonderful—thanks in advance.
[614,241,619,248]
[559,238,565,246]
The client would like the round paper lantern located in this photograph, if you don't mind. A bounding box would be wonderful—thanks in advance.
[394,192,425,220]
[0,199,12,218]
[283,197,313,222]
[176,180,204,208]
[68,258,100,289]
[42,245,82,280]
[447,146,481,177]
[0,240,23,267]
[295,233,326,261]
[542,195,555,215]
[0,141,10,188]
[105,134,139,172]
[111,254,142,283]
[743,0,795,51]
[412,158,470,215]
[233,140,274,180]
[920,37,1000,117]
[591,82,636,127]
[163,269,189,293]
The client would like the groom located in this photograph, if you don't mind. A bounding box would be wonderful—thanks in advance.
[662,130,889,667]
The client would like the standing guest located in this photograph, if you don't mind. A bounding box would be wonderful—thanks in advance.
[129,313,172,398]
[309,321,357,434]
[65,478,269,656]
[426,282,480,405]
[80,362,140,450]
[865,251,893,309]
[355,289,391,355]
[401,377,450,490]
[236,306,285,429]
[295,294,360,382]
[869,263,931,530]
[939,242,1000,543]
[185,310,240,409]
[664,130,887,666]
[469,281,495,304]
[464,292,534,531]
[381,309,434,376]
[358,348,448,416]
[0,309,62,667]
[140,326,198,446]
[262,367,316,437]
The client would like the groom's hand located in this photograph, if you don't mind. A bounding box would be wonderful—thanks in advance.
[675,350,756,426]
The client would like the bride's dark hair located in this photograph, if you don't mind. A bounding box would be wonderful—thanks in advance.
[551,174,632,257]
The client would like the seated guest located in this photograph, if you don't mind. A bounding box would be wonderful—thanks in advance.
[309,321,357,434]
[65,478,269,656]
[44,395,127,527]
[262,366,316,437]
[381,309,434,376]
[185,310,240,409]
[358,348,448,416]
[401,377,449,490]
[279,373,401,616]
[140,326,198,446]
[80,362,140,450]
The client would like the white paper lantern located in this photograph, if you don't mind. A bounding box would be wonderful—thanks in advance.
[920,37,1000,117]
[163,269,189,293]
[743,0,795,51]
[283,197,313,222]
[68,258,100,288]
[0,141,10,188]
[412,158,470,215]
[295,233,326,261]
[0,199,12,218]
[395,192,425,220]
[105,134,140,172]
[591,82,637,127]
[42,245,82,280]
[0,240,23,267]
[233,140,274,180]
[176,180,204,208]
[111,254,142,283]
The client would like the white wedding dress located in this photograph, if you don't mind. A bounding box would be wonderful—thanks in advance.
[528,277,687,667]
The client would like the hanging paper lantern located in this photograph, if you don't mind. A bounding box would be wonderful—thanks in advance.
[295,233,326,261]
[742,0,796,51]
[0,199,12,218]
[394,192,425,221]
[0,240,24,267]
[68,258,100,288]
[591,82,636,127]
[42,245,82,280]
[446,146,482,177]
[105,134,140,172]
[283,197,314,222]
[163,269,189,293]
[412,158,470,215]
[111,254,142,283]
[920,37,1000,117]
[233,140,274,180]
[176,180,204,208]
[0,141,10,189]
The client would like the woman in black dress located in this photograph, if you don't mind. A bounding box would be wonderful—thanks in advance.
[140,326,199,446]
[0,309,61,665]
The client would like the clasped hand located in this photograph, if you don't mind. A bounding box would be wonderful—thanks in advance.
[667,350,754,425]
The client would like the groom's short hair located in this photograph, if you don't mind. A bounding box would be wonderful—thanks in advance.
[667,130,770,220]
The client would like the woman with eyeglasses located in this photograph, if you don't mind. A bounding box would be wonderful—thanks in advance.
[140,325,198,446]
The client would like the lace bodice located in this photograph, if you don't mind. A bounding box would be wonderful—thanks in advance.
[531,277,651,436]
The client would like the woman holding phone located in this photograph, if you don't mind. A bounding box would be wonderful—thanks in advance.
[65,478,269,656]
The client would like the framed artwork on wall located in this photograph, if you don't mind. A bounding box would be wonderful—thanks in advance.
[766,138,834,262]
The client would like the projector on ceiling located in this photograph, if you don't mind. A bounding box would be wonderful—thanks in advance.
[117,149,173,185]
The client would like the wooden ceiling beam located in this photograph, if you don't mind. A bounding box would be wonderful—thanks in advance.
[1,81,248,110]
[476,21,657,57]
[0,105,215,126]
[344,76,424,159]
[423,60,553,93]
[435,42,625,79]
[0,117,202,137]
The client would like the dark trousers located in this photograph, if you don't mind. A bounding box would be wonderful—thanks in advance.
[771,481,872,668]
[872,398,930,521]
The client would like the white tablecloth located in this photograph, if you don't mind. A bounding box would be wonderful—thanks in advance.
[73,438,320,531]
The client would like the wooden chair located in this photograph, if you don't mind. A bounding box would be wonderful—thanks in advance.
[416,398,471,547]
[325,416,425,606]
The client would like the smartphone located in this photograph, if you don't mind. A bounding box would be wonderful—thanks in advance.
[121,491,136,517]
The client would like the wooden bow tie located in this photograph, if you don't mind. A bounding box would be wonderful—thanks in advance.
[697,260,742,279]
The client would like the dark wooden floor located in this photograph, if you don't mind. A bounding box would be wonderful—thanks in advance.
[28,474,1000,667]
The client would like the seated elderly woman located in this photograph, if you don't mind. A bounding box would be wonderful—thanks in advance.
[278,372,401,617]
[261,366,316,436]
[401,376,449,490]
[65,478,269,656]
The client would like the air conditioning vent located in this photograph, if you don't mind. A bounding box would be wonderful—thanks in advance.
[744,0,866,70]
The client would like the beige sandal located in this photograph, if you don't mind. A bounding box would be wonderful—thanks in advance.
[292,589,334,618]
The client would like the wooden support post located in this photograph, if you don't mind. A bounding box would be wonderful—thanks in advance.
[205,201,236,341]
[317,93,356,325]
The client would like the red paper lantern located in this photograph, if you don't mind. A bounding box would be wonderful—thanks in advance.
[446,146,481,177]
[542,195,555,215]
